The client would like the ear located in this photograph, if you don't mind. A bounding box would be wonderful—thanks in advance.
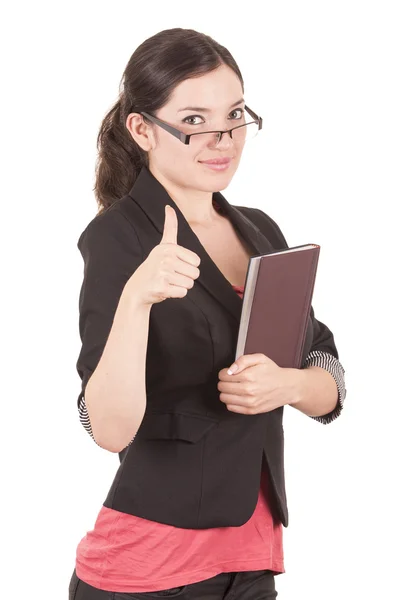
[125,112,156,152]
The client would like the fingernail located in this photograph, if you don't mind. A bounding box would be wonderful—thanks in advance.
[227,364,238,375]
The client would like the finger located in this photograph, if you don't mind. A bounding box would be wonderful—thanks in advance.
[227,353,266,375]
[225,403,247,413]
[219,369,247,382]
[160,205,178,245]
[218,382,246,395]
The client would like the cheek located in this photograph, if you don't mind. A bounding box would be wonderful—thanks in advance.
[234,144,245,161]
[227,152,243,176]
[155,142,189,170]
[157,147,199,187]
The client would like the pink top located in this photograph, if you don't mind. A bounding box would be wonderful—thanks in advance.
[74,284,284,594]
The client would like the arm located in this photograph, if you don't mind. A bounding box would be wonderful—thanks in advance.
[289,350,346,423]
[76,207,150,452]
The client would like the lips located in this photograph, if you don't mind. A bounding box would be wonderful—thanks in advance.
[200,157,232,165]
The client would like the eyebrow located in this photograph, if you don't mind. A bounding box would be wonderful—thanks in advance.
[177,98,245,113]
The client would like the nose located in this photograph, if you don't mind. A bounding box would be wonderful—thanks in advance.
[212,130,233,149]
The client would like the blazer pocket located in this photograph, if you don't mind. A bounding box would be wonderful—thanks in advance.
[139,411,218,444]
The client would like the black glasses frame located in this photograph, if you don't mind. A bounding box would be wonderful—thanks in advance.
[139,105,263,145]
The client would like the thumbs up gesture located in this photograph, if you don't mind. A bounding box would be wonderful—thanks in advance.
[128,205,201,306]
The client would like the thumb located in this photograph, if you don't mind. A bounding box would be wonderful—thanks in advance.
[160,205,178,245]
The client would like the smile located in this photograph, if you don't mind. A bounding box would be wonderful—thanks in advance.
[199,158,232,171]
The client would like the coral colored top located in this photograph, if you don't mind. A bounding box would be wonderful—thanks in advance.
[74,282,284,594]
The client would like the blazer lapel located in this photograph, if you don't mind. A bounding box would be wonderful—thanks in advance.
[128,166,274,323]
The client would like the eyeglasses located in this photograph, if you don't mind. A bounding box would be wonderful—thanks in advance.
[140,105,263,146]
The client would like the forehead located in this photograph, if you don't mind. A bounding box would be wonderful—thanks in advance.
[166,65,243,111]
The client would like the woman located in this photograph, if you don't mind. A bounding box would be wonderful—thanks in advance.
[69,28,346,600]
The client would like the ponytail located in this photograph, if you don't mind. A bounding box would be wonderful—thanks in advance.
[94,93,148,214]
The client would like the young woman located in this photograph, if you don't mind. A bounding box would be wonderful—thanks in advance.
[69,27,346,600]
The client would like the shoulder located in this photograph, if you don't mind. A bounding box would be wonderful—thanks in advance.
[232,205,289,250]
[77,195,141,254]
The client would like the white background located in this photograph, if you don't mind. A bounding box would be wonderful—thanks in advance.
[2,1,396,598]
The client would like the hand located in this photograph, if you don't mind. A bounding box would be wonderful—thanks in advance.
[217,353,299,415]
[127,205,201,306]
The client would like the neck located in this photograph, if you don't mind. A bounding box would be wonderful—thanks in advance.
[149,165,220,227]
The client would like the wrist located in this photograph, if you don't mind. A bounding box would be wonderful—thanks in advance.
[122,281,152,312]
[285,367,306,407]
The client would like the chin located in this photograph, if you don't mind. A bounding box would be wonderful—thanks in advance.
[214,179,233,192]
[197,177,234,194]
[211,173,236,192]
[198,169,237,192]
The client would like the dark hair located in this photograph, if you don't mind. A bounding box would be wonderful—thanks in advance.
[94,28,244,214]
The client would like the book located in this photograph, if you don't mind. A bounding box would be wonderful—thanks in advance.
[235,244,320,368]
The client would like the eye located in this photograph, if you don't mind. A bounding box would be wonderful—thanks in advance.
[229,108,244,120]
[182,115,204,125]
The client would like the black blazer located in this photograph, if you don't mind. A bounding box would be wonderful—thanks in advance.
[76,166,340,529]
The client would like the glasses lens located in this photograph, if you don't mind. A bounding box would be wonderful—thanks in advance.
[232,122,259,142]
[189,131,220,147]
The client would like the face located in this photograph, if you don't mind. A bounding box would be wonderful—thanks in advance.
[128,64,247,193]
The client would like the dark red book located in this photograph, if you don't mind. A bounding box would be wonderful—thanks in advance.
[236,244,320,368]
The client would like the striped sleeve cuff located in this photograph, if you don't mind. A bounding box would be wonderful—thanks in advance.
[302,350,346,425]
[77,395,135,448]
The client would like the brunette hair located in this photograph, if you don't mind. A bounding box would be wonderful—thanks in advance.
[94,28,244,213]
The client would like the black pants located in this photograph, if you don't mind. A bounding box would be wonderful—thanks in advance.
[69,567,278,600]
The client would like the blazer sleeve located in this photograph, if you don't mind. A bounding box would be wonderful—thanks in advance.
[250,207,346,425]
[75,207,143,445]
